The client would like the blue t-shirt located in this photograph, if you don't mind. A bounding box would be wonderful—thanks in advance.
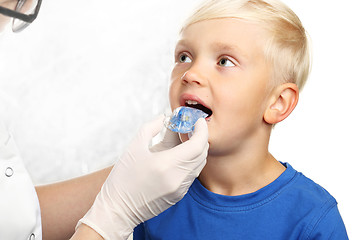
[133,163,348,239]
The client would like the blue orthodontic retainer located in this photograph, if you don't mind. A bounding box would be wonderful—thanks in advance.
[164,106,208,134]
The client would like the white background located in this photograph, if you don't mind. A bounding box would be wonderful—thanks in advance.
[0,0,358,238]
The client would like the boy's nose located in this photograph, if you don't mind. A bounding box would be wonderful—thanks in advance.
[181,68,207,86]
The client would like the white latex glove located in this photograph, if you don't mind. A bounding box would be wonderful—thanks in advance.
[77,116,209,240]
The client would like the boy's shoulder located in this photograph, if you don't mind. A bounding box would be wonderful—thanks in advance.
[281,163,348,239]
[285,163,336,204]
[286,163,335,202]
[279,162,338,217]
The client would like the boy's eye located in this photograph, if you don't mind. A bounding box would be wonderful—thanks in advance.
[179,54,192,63]
[218,58,235,67]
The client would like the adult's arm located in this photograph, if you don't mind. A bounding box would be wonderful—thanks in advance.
[76,117,208,240]
[70,223,104,240]
[35,166,112,240]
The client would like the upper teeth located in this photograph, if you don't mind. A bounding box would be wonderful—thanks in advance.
[186,100,199,105]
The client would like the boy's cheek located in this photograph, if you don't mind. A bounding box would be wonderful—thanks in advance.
[168,87,179,109]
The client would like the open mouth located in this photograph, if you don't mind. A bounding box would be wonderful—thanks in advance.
[185,100,213,118]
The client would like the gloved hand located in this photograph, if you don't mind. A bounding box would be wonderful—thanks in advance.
[77,116,209,240]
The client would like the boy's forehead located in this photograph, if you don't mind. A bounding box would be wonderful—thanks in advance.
[176,18,267,57]
[176,39,244,54]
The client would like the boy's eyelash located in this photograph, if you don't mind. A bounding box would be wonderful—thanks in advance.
[176,52,192,62]
[217,56,237,66]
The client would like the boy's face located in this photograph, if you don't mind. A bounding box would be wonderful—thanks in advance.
[169,18,273,155]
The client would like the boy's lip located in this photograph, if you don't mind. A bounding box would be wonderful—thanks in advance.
[179,93,213,119]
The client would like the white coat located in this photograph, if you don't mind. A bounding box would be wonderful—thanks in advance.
[0,121,42,240]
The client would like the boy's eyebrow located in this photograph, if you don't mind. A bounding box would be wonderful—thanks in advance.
[175,40,190,49]
[211,42,249,60]
[211,42,237,51]
[175,40,249,61]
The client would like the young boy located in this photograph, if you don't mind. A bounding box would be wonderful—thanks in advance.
[134,0,348,239]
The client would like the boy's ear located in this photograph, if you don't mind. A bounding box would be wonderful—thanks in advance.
[264,83,299,125]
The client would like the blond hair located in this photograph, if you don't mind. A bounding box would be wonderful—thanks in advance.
[181,0,311,91]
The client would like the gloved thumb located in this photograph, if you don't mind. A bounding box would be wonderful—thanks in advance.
[188,118,208,146]
[171,118,209,161]
[139,115,165,144]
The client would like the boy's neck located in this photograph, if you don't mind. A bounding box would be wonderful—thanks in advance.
[198,132,285,196]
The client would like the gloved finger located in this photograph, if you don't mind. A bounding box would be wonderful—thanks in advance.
[184,117,209,151]
[192,118,208,139]
[169,118,209,161]
[161,127,182,147]
[192,147,208,176]
[140,115,165,143]
[150,126,181,152]
[186,141,209,172]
